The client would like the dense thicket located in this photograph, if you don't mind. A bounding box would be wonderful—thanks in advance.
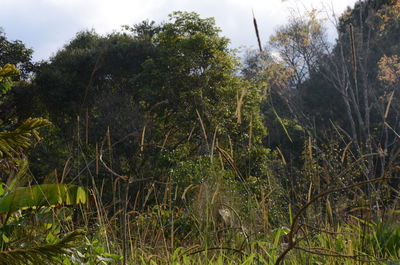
[6,12,269,210]
[2,1,400,264]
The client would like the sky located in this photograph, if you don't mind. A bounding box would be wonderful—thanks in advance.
[1,0,358,62]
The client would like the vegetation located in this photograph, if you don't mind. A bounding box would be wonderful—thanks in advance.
[1,0,400,263]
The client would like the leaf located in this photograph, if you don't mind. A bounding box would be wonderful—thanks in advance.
[2,234,9,243]
[46,232,56,243]
[0,118,51,158]
[7,158,30,191]
[0,81,13,94]
[94,246,105,255]
[0,64,20,94]
[0,64,20,80]
[0,229,85,265]
[0,184,88,213]
[272,107,293,143]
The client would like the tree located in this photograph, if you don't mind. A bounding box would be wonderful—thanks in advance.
[244,0,400,186]
[242,49,306,164]
[263,10,330,141]
[0,29,34,79]
[0,30,35,126]
[33,30,155,135]
[269,9,327,90]
[311,0,400,182]
[13,14,272,229]
[137,12,266,155]
[17,30,158,189]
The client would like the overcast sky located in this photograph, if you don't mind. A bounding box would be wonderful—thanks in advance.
[1,0,358,62]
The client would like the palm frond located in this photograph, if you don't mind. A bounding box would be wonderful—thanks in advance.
[0,118,51,158]
[0,230,85,265]
[0,64,20,94]
[7,158,30,191]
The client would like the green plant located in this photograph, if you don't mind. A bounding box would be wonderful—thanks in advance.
[0,229,85,265]
[0,64,89,264]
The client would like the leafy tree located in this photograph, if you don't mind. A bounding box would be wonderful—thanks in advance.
[34,30,152,131]
[16,30,155,192]
[28,12,267,181]
[269,9,326,90]
[0,30,35,126]
[242,48,306,166]
[137,12,266,155]
[0,29,34,79]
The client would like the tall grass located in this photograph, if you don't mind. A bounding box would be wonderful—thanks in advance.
[18,112,400,265]
[58,122,400,265]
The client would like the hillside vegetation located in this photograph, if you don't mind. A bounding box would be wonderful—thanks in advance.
[1,0,400,264]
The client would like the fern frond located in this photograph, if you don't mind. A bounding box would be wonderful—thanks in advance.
[0,118,51,158]
[0,229,85,265]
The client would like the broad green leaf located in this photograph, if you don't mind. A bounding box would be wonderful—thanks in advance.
[46,232,56,243]
[0,184,88,213]
[1,234,9,243]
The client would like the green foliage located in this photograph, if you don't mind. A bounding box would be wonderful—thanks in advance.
[0,229,85,265]
[137,11,248,135]
[0,30,34,79]
[0,63,90,265]
[0,64,20,94]
[0,184,87,213]
[300,72,344,131]
[0,117,51,158]
[4,5,400,265]
[62,238,122,265]
[364,220,400,258]
[34,30,154,129]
